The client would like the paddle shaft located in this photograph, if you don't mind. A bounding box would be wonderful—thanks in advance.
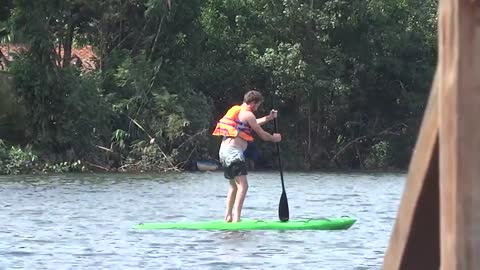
[274,117,289,222]
[273,118,285,191]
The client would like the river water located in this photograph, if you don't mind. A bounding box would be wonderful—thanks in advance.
[0,171,405,269]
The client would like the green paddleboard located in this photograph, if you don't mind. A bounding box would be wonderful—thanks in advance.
[133,217,356,231]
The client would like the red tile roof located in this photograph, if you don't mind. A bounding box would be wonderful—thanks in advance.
[0,43,97,71]
[0,43,26,61]
[70,45,97,70]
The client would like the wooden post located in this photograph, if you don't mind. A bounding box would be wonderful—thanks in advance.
[438,0,480,268]
[383,0,480,269]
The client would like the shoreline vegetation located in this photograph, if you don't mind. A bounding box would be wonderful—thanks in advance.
[0,1,437,175]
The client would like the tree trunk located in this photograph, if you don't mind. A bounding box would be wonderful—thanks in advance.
[62,10,74,67]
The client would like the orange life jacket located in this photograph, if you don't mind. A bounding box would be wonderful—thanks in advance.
[212,105,254,142]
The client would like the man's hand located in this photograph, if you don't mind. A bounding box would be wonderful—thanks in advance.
[268,109,278,121]
[272,133,282,142]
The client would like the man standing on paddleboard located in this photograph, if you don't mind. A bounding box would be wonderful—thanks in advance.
[212,90,282,222]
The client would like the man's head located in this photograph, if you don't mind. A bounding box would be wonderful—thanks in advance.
[243,90,264,111]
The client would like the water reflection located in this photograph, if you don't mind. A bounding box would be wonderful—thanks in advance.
[212,230,253,241]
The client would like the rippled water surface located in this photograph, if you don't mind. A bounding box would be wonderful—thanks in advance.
[0,171,405,269]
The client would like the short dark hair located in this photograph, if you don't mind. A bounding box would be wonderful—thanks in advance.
[243,90,264,104]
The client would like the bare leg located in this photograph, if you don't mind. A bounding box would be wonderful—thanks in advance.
[232,175,248,222]
[224,179,237,222]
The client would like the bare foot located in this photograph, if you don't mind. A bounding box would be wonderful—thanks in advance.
[224,214,233,222]
[232,217,241,223]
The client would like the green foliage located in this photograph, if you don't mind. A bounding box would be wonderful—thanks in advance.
[0,140,87,174]
[112,129,129,150]
[364,141,390,169]
[127,141,173,172]
[1,0,439,172]
[0,73,16,117]
[197,0,437,170]
[9,56,109,161]
[41,160,86,173]
[0,72,27,144]
[0,142,37,175]
[104,51,214,170]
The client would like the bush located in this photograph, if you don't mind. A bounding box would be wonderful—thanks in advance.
[41,160,86,173]
[0,141,37,175]
[364,140,390,169]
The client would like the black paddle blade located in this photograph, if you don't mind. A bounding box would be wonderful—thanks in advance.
[278,191,289,222]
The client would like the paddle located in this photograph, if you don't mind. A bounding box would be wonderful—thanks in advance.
[274,117,289,222]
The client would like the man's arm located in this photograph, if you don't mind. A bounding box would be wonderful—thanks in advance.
[244,112,276,141]
[256,109,277,126]
[256,115,273,126]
